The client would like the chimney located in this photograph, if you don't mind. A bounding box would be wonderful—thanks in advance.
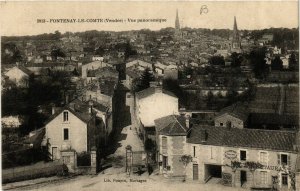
[185,115,190,128]
[51,106,56,115]
[65,94,69,104]
[200,129,207,143]
[88,100,93,114]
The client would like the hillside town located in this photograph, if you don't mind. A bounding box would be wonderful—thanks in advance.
[1,9,300,191]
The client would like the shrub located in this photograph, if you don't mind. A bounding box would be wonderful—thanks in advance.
[77,152,91,166]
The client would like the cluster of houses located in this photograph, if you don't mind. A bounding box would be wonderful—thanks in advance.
[132,80,299,190]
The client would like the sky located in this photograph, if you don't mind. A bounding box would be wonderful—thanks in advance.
[0,1,298,36]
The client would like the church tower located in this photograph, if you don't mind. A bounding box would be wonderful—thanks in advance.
[231,16,241,51]
[174,9,181,39]
[175,9,180,30]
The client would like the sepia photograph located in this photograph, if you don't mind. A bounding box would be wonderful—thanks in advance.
[0,1,299,191]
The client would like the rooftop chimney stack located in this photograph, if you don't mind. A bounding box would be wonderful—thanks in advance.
[200,129,207,143]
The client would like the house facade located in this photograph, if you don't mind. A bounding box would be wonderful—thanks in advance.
[135,85,179,139]
[45,99,104,161]
[157,124,299,190]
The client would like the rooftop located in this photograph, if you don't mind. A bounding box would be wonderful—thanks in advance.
[155,115,188,136]
[216,102,249,122]
[187,125,298,152]
[136,87,177,100]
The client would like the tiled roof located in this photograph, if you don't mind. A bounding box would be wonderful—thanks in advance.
[216,102,249,122]
[44,99,94,125]
[136,87,177,100]
[187,125,297,152]
[18,66,33,76]
[155,115,188,136]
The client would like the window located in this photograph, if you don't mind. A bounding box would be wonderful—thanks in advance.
[282,173,288,186]
[260,152,268,165]
[278,153,290,166]
[63,128,69,140]
[240,150,247,161]
[162,156,168,169]
[220,123,223,126]
[162,137,167,150]
[260,171,268,185]
[193,146,196,157]
[63,111,68,122]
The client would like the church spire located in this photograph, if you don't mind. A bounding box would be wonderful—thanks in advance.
[175,9,180,30]
[232,16,241,50]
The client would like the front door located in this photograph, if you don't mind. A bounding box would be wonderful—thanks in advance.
[52,147,58,160]
[241,170,247,186]
[193,164,199,180]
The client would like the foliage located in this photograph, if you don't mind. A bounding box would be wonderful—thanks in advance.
[180,155,193,167]
[162,79,187,106]
[133,68,154,92]
[249,47,268,79]
[288,52,298,71]
[2,71,72,134]
[209,55,225,66]
[51,48,66,60]
[77,152,91,166]
[230,161,241,172]
[244,161,263,172]
[230,52,243,67]
[271,56,283,71]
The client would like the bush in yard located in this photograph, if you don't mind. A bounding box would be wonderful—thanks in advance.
[77,152,91,166]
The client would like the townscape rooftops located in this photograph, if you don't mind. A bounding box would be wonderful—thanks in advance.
[215,102,249,122]
[187,125,297,152]
[155,115,188,136]
[136,87,177,100]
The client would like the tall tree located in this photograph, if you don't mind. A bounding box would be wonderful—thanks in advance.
[135,68,154,92]
[250,47,268,79]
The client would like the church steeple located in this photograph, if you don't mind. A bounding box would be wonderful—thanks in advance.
[232,16,241,50]
[175,9,180,30]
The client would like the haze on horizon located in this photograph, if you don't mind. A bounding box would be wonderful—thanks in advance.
[0,1,298,36]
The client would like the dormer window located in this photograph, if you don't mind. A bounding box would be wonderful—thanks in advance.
[63,111,68,122]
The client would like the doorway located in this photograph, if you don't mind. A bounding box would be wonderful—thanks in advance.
[240,170,247,186]
[193,164,199,180]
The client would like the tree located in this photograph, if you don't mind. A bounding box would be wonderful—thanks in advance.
[179,155,193,182]
[271,56,283,71]
[209,55,225,66]
[135,68,154,92]
[230,52,242,67]
[51,48,66,60]
[288,52,298,71]
[249,47,268,79]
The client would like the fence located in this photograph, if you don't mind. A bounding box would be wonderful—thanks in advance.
[2,161,67,184]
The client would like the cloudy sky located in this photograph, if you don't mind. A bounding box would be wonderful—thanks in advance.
[0,1,298,36]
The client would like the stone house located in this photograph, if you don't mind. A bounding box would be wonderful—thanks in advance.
[154,115,189,177]
[185,126,299,190]
[4,66,32,87]
[44,99,106,169]
[135,84,179,140]
[214,103,249,129]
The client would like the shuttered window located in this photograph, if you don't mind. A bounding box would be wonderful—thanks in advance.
[259,152,268,165]
[260,171,268,185]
